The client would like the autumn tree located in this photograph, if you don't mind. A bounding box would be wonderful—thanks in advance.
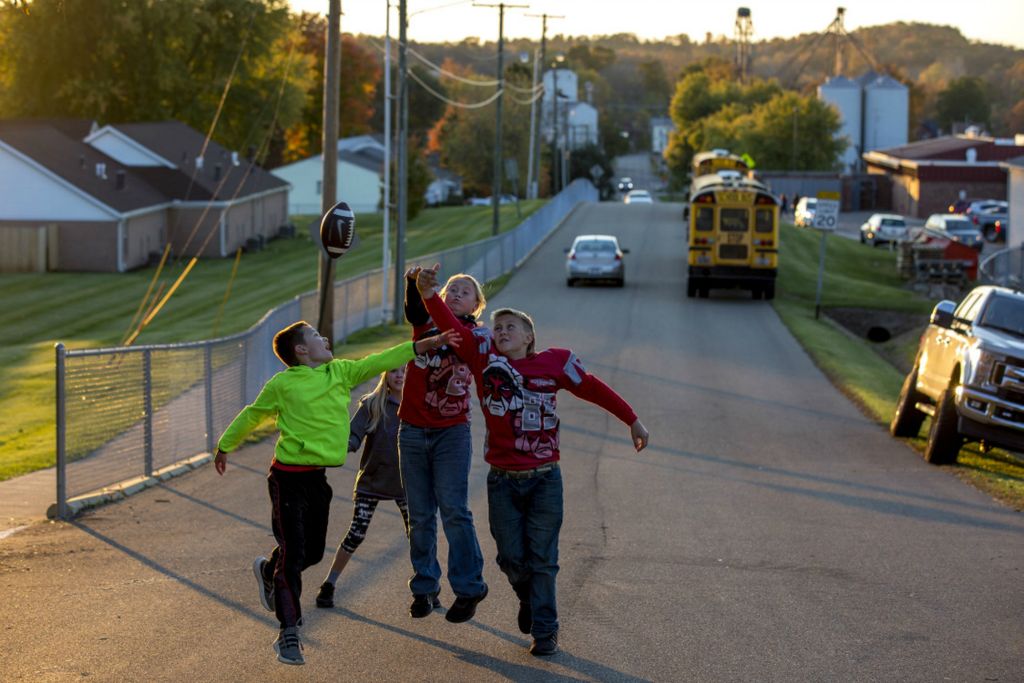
[281,13,382,163]
[0,0,310,157]
[935,76,991,131]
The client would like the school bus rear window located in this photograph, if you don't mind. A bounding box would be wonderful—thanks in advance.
[720,208,748,232]
[755,208,773,232]
[695,207,713,231]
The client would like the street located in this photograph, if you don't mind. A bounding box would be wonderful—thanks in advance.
[1,200,1021,681]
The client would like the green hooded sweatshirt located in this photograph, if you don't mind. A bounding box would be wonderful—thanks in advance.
[217,341,414,468]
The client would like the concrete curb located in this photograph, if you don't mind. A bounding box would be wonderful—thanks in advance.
[47,453,213,520]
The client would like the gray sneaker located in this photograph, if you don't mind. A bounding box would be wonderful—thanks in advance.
[273,626,304,665]
[252,556,274,612]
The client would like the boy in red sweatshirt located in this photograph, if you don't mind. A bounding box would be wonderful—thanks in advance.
[214,320,456,665]
[413,266,649,657]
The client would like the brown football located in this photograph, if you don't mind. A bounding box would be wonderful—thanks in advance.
[319,200,355,259]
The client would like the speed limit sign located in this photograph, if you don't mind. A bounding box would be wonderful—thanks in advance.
[813,193,840,231]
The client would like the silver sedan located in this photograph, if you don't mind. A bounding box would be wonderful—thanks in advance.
[565,234,628,287]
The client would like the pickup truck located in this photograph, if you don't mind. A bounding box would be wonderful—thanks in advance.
[890,285,1024,464]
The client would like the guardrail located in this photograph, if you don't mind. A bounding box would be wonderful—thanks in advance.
[53,180,597,518]
[979,245,1024,290]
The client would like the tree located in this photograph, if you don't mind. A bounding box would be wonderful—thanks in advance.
[428,61,533,198]
[935,76,991,131]
[568,144,615,198]
[0,0,309,158]
[281,13,381,163]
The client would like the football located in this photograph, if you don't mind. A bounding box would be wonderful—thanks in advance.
[319,200,356,259]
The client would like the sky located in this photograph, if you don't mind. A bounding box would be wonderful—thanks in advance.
[289,0,1024,50]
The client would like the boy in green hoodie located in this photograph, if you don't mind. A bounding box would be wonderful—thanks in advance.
[214,320,457,666]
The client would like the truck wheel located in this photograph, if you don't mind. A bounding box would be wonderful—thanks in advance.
[566,278,575,287]
[751,286,763,300]
[698,286,709,299]
[923,386,962,465]
[763,282,775,300]
[686,279,696,298]
[890,367,926,437]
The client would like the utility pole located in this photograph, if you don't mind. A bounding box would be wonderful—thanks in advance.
[525,13,562,199]
[477,3,528,236]
[318,0,341,344]
[393,0,408,324]
[382,1,392,323]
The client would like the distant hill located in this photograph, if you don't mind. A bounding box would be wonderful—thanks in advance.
[363,22,1023,141]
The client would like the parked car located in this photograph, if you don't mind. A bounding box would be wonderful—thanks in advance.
[467,194,516,206]
[891,286,1024,464]
[921,214,984,251]
[617,177,634,192]
[565,234,628,287]
[859,213,909,246]
[947,197,987,214]
[624,189,653,204]
[794,197,817,227]
[967,202,1009,242]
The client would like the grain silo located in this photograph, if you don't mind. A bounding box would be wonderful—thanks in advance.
[818,76,862,172]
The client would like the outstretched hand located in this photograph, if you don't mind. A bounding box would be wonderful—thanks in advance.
[404,265,422,281]
[415,263,441,297]
[630,420,649,453]
[416,328,461,354]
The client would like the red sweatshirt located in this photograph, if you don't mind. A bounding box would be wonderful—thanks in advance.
[424,293,637,470]
[398,280,478,429]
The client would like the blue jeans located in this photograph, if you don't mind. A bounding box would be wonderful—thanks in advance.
[486,465,564,638]
[398,422,486,598]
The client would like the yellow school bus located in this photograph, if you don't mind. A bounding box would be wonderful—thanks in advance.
[687,170,779,300]
[692,149,749,178]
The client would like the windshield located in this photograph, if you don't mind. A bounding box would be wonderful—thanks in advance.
[575,240,616,253]
[944,219,972,231]
[880,218,906,227]
[979,296,1024,337]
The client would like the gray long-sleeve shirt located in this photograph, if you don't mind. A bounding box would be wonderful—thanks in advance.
[349,395,404,499]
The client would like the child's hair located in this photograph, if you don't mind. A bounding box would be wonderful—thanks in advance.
[360,372,392,434]
[273,321,310,367]
[440,273,486,318]
[491,307,536,354]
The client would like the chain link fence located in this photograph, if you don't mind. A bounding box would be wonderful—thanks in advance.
[54,180,596,518]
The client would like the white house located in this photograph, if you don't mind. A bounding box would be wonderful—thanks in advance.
[650,116,675,154]
[272,135,385,215]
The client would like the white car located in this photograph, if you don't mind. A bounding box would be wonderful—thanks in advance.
[794,197,817,227]
[860,213,909,246]
[565,234,628,287]
[624,189,653,204]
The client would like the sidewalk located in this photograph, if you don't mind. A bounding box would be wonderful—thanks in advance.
[0,466,55,536]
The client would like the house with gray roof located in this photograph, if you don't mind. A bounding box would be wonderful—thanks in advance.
[272,135,385,215]
[0,119,289,272]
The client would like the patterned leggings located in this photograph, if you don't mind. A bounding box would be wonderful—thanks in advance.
[340,494,411,554]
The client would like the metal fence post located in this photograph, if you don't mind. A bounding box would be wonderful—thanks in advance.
[204,344,214,455]
[143,349,153,477]
[55,343,67,520]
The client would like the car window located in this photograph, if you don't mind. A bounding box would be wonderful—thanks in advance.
[880,218,905,227]
[575,240,616,252]
[956,292,985,323]
[944,219,972,231]
[979,295,1024,336]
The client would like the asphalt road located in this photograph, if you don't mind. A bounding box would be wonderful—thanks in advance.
[2,200,1021,681]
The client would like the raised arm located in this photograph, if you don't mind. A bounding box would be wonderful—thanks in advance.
[404,267,430,327]
[417,265,487,371]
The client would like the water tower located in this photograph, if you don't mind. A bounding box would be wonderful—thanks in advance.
[734,7,753,82]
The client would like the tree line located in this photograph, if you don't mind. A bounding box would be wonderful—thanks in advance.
[2,1,1019,203]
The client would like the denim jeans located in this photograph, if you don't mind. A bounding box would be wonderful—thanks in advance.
[486,465,564,638]
[398,421,486,598]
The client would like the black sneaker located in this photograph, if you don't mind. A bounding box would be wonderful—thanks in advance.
[273,626,304,665]
[445,585,488,623]
[410,592,441,618]
[252,556,274,612]
[315,581,335,609]
[530,632,559,657]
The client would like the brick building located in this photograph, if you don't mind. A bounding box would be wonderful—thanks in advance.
[862,134,1024,218]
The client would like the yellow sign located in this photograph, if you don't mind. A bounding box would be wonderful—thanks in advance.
[716,191,754,204]
[816,191,840,200]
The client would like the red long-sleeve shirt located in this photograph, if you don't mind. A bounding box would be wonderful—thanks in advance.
[398,281,478,429]
[424,293,637,470]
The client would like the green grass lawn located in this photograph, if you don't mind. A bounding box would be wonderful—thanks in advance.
[774,222,1024,509]
[0,201,543,480]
